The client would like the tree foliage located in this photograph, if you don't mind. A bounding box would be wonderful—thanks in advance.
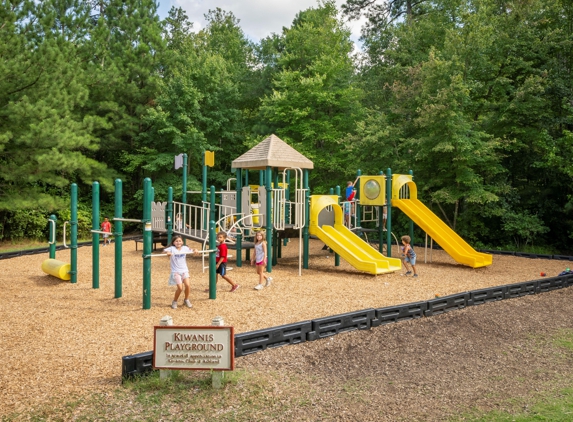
[1,0,572,252]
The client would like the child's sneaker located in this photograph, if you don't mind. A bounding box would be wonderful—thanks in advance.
[184,299,192,308]
[265,277,273,287]
[254,284,264,290]
[413,274,419,278]
[171,301,177,309]
[230,284,240,293]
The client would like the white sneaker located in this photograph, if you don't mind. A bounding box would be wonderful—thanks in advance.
[184,299,192,308]
[171,301,177,309]
[254,284,264,290]
[265,277,273,287]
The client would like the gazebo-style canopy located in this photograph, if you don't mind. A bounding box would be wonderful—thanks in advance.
[231,134,314,170]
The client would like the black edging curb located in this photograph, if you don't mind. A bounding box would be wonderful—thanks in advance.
[0,235,145,260]
[121,272,573,380]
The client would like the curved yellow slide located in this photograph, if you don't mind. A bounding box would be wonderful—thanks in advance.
[393,198,492,268]
[309,195,401,275]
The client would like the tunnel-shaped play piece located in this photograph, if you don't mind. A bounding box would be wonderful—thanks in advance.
[42,259,71,281]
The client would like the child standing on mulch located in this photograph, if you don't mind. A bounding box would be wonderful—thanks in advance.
[216,232,240,292]
[401,235,418,277]
[101,217,112,246]
[165,235,198,309]
[252,231,273,290]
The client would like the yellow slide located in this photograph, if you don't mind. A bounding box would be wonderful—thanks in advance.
[309,195,402,275]
[392,175,492,268]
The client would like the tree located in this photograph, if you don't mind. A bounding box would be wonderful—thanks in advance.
[0,0,110,213]
[259,0,365,190]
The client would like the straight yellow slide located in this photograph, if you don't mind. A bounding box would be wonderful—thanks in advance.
[393,198,492,268]
[309,195,401,275]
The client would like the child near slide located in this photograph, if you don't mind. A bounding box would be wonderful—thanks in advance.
[401,235,418,277]
[165,235,198,309]
[252,231,273,290]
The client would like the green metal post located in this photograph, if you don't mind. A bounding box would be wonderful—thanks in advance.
[379,170,385,254]
[183,153,188,205]
[284,171,290,246]
[272,169,279,265]
[202,153,208,230]
[70,184,78,284]
[335,186,341,267]
[209,185,216,223]
[48,215,57,259]
[355,169,362,229]
[114,179,123,299]
[303,169,310,269]
[265,166,272,273]
[409,169,414,245]
[143,178,152,309]
[208,220,217,299]
[167,187,173,245]
[236,169,243,267]
[386,168,392,257]
[92,182,100,289]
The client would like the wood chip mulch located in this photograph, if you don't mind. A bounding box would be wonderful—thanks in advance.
[0,238,568,416]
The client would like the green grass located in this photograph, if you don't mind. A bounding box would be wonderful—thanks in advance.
[457,388,573,421]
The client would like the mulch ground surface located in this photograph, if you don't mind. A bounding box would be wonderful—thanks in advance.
[1,238,572,420]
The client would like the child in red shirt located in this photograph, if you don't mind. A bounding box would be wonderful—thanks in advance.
[215,232,239,292]
[101,217,112,246]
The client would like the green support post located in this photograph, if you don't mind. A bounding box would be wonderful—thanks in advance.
[167,187,173,245]
[48,215,57,259]
[114,179,123,299]
[143,178,152,309]
[379,170,385,254]
[92,182,100,289]
[334,186,341,266]
[386,168,392,257]
[209,185,216,224]
[183,153,188,205]
[409,169,414,245]
[355,169,362,229]
[272,169,279,265]
[303,169,310,269]
[265,166,272,273]
[208,220,217,299]
[70,183,78,284]
[284,171,290,247]
[236,169,243,267]
[202,153,208,230]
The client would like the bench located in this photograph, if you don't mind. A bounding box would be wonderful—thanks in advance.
[134,236,167,251]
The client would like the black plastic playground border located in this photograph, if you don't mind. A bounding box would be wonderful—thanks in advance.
[122,272,573,380]
[0,235,144,260]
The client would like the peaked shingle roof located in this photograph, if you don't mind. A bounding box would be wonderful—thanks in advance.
[231,134,314,170]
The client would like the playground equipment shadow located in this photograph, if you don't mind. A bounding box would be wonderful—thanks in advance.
[0,238,569,417]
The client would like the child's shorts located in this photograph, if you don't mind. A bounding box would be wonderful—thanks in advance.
[170,272,189,285]
[404,256,416,266]
[256,260,265,266]
[216,262,227,276]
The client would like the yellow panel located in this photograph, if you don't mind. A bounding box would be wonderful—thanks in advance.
[359,175,386,206]
[204,151,215,167]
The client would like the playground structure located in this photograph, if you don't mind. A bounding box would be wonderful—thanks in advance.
[42,134,492,309]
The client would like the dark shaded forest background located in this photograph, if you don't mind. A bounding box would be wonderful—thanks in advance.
[1,0,572,253]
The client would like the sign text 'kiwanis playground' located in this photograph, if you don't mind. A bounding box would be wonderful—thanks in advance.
[153,326,234,371]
